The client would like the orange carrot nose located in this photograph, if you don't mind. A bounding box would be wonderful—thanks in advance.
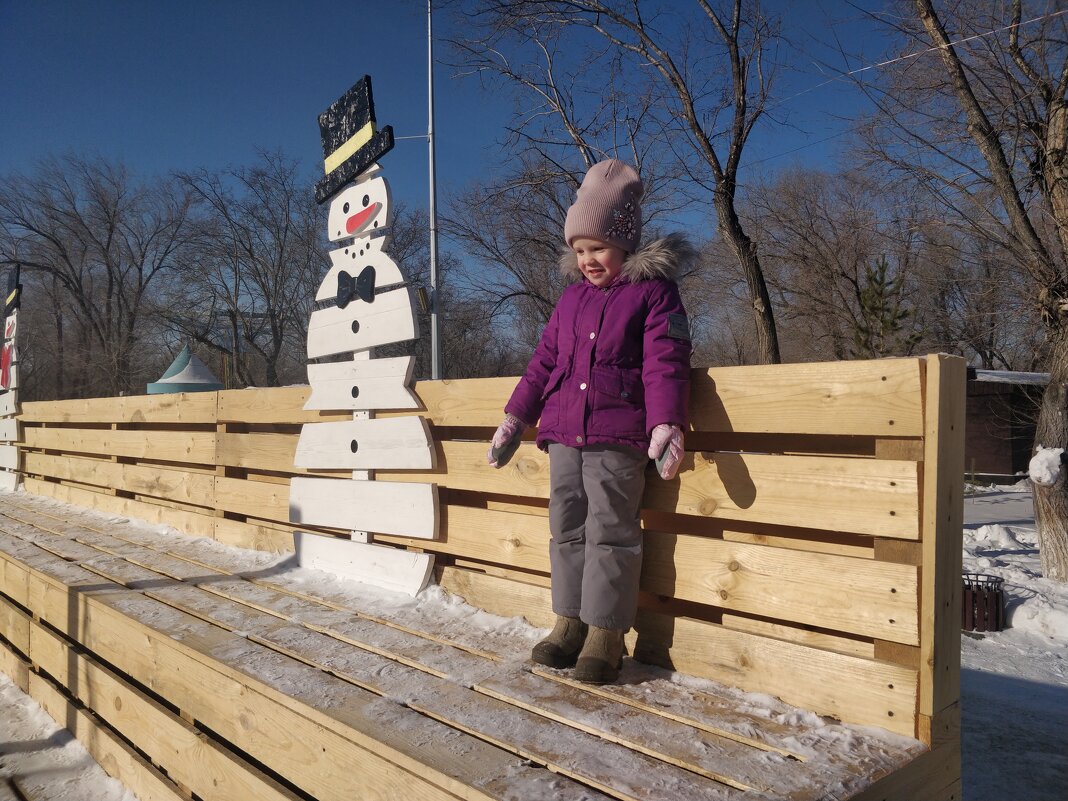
[346,202,380,235]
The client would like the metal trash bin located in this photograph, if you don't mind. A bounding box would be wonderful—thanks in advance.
[962,573,1005,632]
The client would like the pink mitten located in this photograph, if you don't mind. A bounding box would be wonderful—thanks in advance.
[487,414,526,468]
[648,423,685,480]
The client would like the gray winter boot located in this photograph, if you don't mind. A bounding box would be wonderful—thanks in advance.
[531,616,588,669]
[573,626,625,684]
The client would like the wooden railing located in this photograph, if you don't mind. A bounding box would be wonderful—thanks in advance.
[13,355,964,751]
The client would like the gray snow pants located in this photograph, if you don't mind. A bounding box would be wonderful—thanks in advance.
[547,442,648,631]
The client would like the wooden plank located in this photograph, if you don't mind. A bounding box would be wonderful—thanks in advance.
[289,476,438,539]
[0,444,17,470]
[688,358,926,437]
[22,478,217,539]
[719,527,874,559]
[0,391,16,417]
[19,392,218,425]
[0,636,30,692]
[919,355,965,737]
[0,493,922,790]
[640,531,919,644]
[720,613,876,659]
[379,442,921,538]
[307,286,418,359]
[0,588,30,652]
[218,386,350,424]
[295,416,435,470]
[305,355,420,411]
[21,452,216,507]
[0,540,601,801]
[404,359,925,436]
[294,530,435,596]
[847,741,959,801]
[25,669,188,801]
[214,475,290,523]
[217,431,320,473]
[439,566,919,736]
[102,571,767,799]
[24,612,304,801]
[0,417,17,442]
[395,503,916,642]
[874,539,923,565]
[21,426,216,464]
[0,471,18,492]
[3,628,180,800]
[214,517,293,553]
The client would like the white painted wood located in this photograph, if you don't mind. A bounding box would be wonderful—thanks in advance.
[0,417,17,442]
[294,416,435,470]
[306,286,418,359]
[293,530,434,596]
[315,238,405,304]
[351,419,372,480]
[4,312,16,339]
[289,476,439,540]
[304,355,418,411]
[327,171,392,243]
[0,392,16,417]
[348,351,373,487]
[0,444,18,470]
[6,364,16,391]
[0,470,18,492]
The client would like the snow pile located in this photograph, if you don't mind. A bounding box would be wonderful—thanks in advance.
[1028,446,1065,487]
[0,674,139,801]
[964,504,1068,643]
[962,485,1068,801]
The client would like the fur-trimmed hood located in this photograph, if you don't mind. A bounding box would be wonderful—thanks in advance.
[558,232,697,284]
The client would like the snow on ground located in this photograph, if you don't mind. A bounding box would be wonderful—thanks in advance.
[962,483,1068,801]
[1,484,1066,800]
[0,672,139,801]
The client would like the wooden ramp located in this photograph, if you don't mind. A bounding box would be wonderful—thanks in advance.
[0,491,921,801]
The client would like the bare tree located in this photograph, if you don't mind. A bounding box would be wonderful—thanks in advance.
[458,0,784,363]
[0,156,194,397]
[386,204,514,378]
[171,151,326,387]
[750,168,891,360]
[860,0,1068,579]
[912,216,1038,369]
[443,159,577,355]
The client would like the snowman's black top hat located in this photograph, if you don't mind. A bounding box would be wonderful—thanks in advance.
[315,75,394,204]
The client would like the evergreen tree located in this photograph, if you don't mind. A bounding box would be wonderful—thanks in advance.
[851,257,921,358]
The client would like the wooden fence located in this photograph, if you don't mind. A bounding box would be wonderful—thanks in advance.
[12,355,964,755]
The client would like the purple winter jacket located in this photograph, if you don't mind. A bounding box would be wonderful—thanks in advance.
[505,233,695,453]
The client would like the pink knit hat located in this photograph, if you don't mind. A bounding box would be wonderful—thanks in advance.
[564,159,644,252]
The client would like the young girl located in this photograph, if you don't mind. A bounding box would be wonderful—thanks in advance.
[488,159,694,683]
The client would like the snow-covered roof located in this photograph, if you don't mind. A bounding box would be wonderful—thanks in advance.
[969,369,1049,386]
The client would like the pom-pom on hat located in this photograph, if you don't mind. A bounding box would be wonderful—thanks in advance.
[564,159,644,253]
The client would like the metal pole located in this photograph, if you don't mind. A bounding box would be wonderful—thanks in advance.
[427,0,442,379]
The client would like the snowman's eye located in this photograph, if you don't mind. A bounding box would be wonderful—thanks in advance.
[362,195,370,207]
[343,202,350,213]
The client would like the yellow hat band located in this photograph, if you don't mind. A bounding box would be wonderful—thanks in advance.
[324,121,375,175]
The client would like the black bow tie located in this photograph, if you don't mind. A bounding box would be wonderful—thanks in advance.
[336,266,376,309]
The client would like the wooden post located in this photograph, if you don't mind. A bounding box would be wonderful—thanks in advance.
[918,355,964,775]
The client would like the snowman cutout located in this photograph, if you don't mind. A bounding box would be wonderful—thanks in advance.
[290,76,438,595]
[0,264,21,491]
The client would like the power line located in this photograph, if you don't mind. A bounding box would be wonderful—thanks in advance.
[741,6,1068,168]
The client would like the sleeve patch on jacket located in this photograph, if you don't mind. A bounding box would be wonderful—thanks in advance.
[667,313,691,341]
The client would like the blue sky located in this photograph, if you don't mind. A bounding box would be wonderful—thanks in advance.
[0,1,886,225]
